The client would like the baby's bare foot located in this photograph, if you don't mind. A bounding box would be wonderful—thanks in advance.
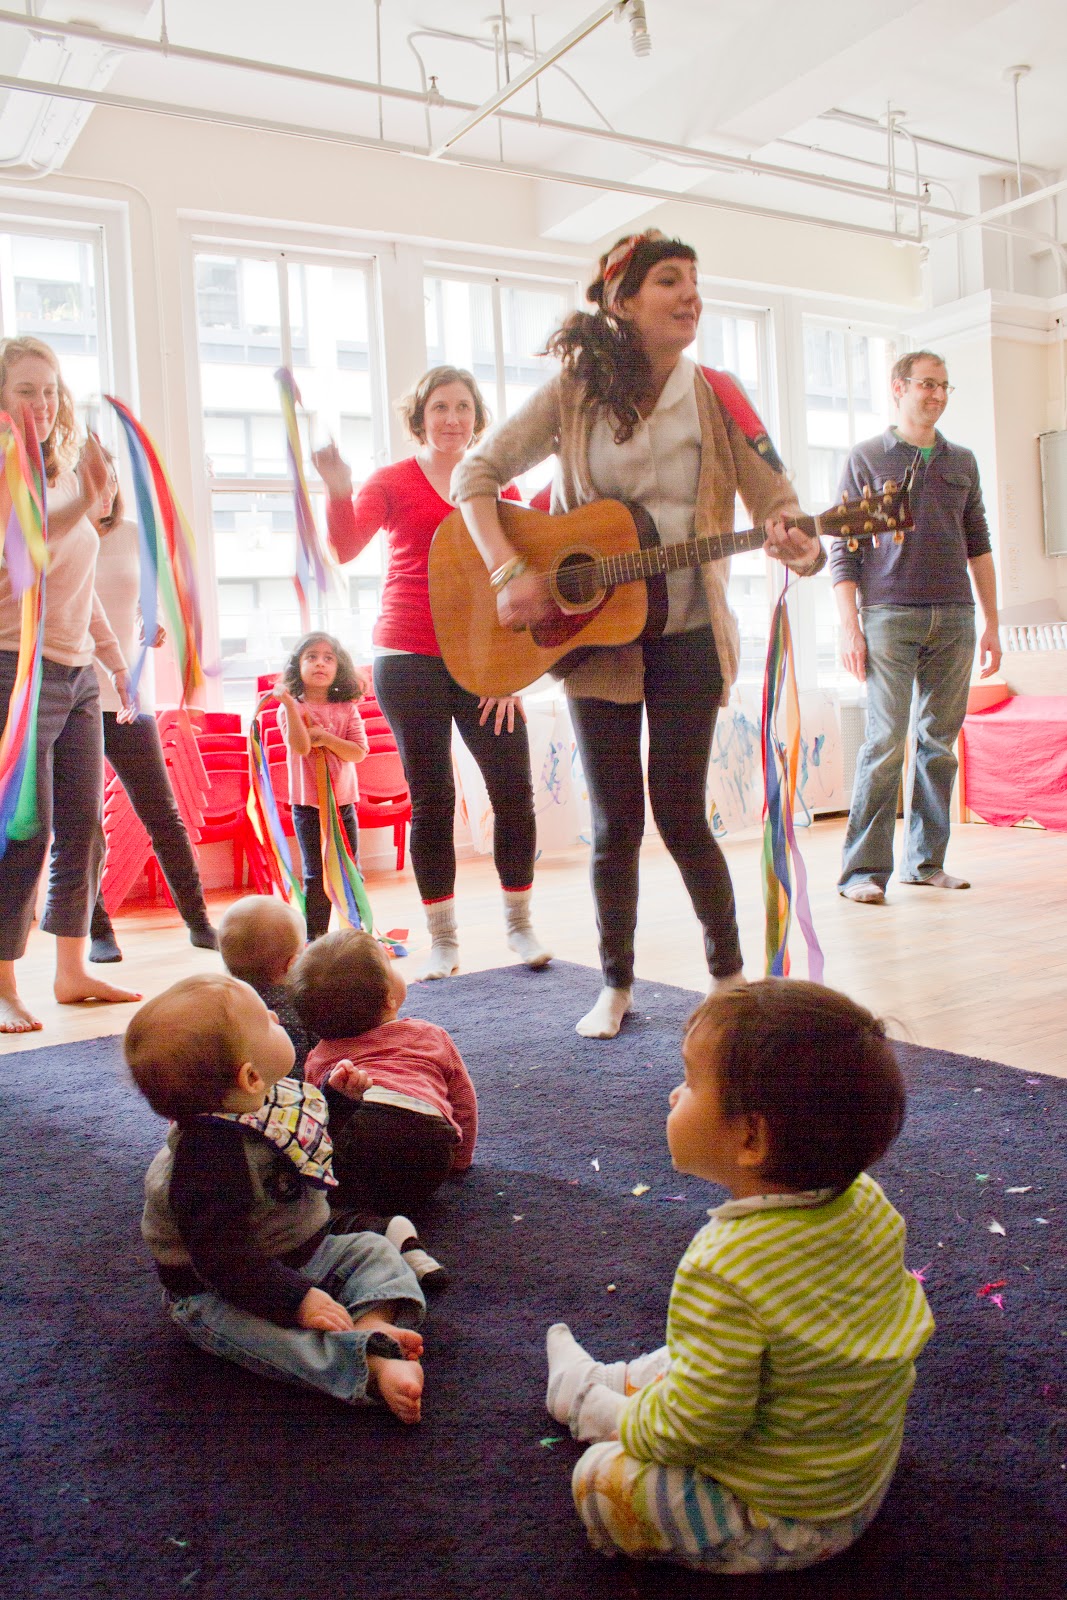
[371,1356,424,1424]
[0,988,42,1033]
[54,972,142,1007]
[355,1310,424,1361]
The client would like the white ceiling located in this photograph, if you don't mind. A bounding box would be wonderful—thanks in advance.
[0,0,1064,250]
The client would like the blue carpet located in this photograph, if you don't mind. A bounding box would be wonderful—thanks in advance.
[1,962,1063,1600]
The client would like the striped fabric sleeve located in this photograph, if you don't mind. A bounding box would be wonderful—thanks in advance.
[619,1248,764,1469]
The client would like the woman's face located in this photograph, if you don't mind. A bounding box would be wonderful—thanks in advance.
[1,353,60,444]
[615,256,702,359]
[422,380,478,454]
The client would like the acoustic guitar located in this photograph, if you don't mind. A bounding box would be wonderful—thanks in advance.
[429,473,915,698]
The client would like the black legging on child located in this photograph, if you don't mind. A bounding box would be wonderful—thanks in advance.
[292,801,359,941]
[372,651,537,902]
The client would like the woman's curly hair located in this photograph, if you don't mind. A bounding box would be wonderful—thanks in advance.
[544,235,697,445]
[0,335,81,482]
[282,632,363,702]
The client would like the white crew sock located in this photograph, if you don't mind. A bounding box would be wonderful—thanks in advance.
[418,899,459,981]
[502,888,552,969]
[546,1324,628,1441]
[576,986,633,1039]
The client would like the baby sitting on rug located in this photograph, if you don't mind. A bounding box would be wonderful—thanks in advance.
[290,929,478,1291]
[126,973,425,1422]
[545,978,935,1574]
[217,895,315,1079]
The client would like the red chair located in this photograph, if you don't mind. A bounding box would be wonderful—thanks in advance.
[195,749,265,890]
[356,747,411,871]
[185,708,241,735]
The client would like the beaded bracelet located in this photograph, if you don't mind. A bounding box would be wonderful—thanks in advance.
[489,554,529,592]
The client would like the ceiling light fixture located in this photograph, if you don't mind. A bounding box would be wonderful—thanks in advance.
[619,1,651,58]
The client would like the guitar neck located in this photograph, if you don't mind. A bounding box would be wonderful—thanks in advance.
[595,514,820,587]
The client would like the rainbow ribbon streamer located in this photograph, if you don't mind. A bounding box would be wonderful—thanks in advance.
[105,396,205,704]
[0,408,48,854]
[246,695,305,912]
[760,575,824,981]
[315,748,374,933]
[275,368,331,632]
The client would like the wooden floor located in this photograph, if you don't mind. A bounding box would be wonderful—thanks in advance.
[3,815,1065,1079]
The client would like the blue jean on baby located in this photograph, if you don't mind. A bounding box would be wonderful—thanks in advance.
[167,1231,424,1404]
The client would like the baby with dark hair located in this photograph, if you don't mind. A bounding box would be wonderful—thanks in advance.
[545,978,934,1575]
[290,930,478,1291]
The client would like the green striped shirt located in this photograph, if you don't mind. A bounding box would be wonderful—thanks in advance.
[619,1174,935,1520]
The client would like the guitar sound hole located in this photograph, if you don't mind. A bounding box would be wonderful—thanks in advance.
[553,550,603,613]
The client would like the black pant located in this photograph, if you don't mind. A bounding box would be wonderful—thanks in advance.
[0,653,105,960]
[292,801,359,941]
[567,627,741,989]
[92,712,211,942]
[373,651,537,902]
[324,1094,460,1218]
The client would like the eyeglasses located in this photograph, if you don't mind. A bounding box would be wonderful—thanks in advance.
[906,377,954,395]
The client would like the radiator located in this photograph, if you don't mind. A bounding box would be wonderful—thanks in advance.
[838,701,867,805]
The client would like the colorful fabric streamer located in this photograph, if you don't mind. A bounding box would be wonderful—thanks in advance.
[0,406,48,853]
[246,695,305,912]
[315,747,374,934]
[275,368,332,632]
[105,396,205,704]
[760,575,824,981]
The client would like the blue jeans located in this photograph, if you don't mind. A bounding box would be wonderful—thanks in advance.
[839,605,975,891]
[167,1231,424,1405]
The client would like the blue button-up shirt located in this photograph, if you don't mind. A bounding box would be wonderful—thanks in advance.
[828,428,991,607]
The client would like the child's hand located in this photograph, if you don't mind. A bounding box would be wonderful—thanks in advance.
[306,725,328,747]
[329,1060,372,1099]
[297,1287,355,1332]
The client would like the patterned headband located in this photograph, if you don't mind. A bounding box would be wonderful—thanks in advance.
[601,228,667,310]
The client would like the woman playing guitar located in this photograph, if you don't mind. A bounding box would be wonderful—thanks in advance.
[452,230,824,1039]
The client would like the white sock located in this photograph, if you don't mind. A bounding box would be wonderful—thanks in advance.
[576,986,633,1039]
[545,1324,599,1422]
[418,899,459,981]
[503,888,552,969]
[572,1383,629,1443]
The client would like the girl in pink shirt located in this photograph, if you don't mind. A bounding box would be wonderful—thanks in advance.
[276,631,369,940]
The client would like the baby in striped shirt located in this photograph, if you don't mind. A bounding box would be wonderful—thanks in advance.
[546,978,934,1574]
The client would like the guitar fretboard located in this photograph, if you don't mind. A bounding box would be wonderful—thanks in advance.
[588,514,819,593]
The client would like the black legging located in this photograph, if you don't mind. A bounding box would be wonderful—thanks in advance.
[91,712,211,944]
[292,801,359,941]
[373,651,537,903]
[567,626,742,990]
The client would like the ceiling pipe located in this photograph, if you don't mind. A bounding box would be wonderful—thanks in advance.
[821,106,1051,184]
[0,69,930,247]
[0,7,963,222]
[429,1,616,157]
[925,175,1067,243]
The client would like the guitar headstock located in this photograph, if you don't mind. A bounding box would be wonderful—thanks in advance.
[817,465,916,550]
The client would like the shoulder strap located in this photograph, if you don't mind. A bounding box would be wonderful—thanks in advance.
[701,366,787,476]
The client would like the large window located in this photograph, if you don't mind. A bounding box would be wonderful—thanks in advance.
[0,227,108,437]
[801,319,897,692]
[424,272,574,497]
[193,250,382,709]
[697,301,775,683]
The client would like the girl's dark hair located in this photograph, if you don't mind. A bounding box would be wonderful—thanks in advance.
[95,444,125,532]
[289,930,393,1040]
[397,365,489,444]
[685,979,906,1193]
[544,235,698,445]
[282,632,363,702]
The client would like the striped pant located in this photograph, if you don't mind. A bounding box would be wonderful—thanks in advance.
[570,1347,890,1573]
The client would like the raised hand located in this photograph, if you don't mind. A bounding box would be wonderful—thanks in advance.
[311,440,353,501]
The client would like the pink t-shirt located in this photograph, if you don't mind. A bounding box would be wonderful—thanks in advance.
[305,1016,478,1170]
[277,699,368,807]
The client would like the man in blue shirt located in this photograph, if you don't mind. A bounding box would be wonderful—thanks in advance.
[830,350,1001,904]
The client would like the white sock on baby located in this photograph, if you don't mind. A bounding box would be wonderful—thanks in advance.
[546,1324,629,1441]
[575,986,633,1039]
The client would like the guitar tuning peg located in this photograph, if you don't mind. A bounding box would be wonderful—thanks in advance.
[861,483,872,498]
[840,493,850,506]
[886,517,897,529]
[847,536,858,552]
[863,521,874,534]
[883,478,898,493]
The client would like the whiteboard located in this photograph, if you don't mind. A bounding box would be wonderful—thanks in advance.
[1039,429,1067,558]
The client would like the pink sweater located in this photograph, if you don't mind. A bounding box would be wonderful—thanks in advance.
[277,698,368,807]
[305,1017,478,1170]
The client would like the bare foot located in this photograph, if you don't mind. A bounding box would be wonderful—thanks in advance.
[356,1310,424,1361]
[369,1354,424,1424]
[54,972,143,1007]
[0,987,43,1033]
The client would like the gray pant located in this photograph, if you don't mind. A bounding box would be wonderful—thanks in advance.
[0,651,105,960]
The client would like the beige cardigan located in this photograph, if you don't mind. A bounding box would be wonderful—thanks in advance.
[452,367,821,704]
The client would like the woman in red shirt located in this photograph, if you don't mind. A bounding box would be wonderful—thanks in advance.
[312,366,549,981]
